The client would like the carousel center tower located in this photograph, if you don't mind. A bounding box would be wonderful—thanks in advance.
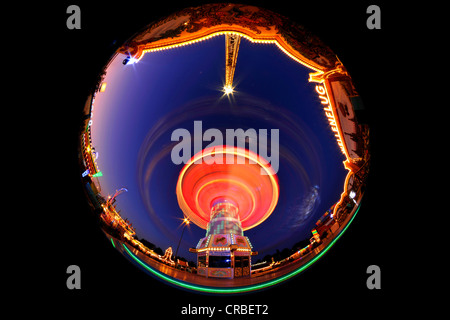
[207,198,242,236]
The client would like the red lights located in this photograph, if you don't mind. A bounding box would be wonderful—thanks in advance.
[176,146,279,231]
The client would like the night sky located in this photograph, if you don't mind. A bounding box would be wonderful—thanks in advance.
[90,35,347,261]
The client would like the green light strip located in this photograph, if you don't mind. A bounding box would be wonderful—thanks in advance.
[122,204,361,294]
[110,238,116,249]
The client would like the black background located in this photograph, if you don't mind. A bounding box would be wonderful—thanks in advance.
[19,0,426,317]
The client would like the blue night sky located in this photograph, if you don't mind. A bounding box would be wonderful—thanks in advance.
[91,35,347,261]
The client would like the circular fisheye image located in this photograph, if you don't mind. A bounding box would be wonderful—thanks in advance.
[79,3,370,294]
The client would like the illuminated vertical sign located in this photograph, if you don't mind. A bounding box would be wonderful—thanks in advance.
[314,84,345,155]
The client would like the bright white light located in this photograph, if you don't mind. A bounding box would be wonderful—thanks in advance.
[349,190,356,199]
[128,57,139,64]
[223,85,234,95]
[124,57,139,65]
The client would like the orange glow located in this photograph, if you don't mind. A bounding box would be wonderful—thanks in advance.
[176,146,279,231]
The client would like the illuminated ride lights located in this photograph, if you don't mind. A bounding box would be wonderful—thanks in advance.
[224,33,241,95]
[177,146,279,231]
[177,146,278,279]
